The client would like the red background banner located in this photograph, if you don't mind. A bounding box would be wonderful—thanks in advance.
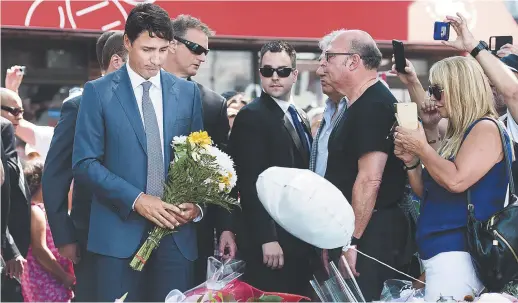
[1,1,412,40]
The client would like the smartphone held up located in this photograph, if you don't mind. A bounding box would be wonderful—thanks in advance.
[392,40,407,74]
[394,103,418,130]
[433,21,450,41]
[490,36,513,55]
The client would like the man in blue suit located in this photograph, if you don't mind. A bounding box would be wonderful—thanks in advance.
[42,30,126,302]
[72,3,204,302]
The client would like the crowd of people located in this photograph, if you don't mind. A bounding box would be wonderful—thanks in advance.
[1,2,518,302]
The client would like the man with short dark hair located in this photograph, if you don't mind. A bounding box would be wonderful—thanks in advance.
[163,14,235,285]
[96,31,116,75]
[42,29,125,302]
[230,40,313,295]
[101,32,128,73]
[73,3,203,301]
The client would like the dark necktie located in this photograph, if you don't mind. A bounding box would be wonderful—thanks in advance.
[288,104,311,153]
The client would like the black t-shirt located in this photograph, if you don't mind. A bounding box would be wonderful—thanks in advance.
[324,81,406,209]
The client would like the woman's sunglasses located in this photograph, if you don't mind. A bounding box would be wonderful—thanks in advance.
[174,36,209,56]
[1,105,24,116]
[428,85,443,100]
[259,66,293,78]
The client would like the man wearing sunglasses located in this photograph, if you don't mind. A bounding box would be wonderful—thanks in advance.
[164,15,236,285]
[229,41,313,296]
[0,88,31,302]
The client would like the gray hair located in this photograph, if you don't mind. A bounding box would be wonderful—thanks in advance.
[318,29,346,51]
[318,29,382,70]
[349,38,382,70]
[171,14,215,38]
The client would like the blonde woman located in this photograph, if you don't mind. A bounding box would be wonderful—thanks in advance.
[391,14,515,301]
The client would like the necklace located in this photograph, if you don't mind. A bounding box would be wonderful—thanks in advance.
[358,77,378,96]
[349,77,378,105]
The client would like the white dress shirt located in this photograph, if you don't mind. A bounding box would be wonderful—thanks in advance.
[272,96,294,125]
[126,63,165,158]
[272,96,311,146]
[127,64,202,220]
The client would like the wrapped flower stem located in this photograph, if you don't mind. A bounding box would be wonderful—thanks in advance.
[129,226,173,271]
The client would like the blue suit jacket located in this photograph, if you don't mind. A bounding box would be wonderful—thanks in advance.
[72,65,204,259]
[43,95,93,248]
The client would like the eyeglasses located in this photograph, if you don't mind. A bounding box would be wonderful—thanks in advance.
[428,85,443,100]
[325,52,361,62]
[174,36,209,56]
[1,105,24,116]
[259,66,293,78]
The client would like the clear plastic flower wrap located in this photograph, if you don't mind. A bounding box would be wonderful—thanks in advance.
[165,257,310,302]
[380,279,425,302]
[310,258,365,302]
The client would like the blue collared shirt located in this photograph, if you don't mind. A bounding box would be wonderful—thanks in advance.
[315,98,347,177]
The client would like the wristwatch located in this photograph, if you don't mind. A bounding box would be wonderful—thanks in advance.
[470,41,489,58]
[351,236,360,246]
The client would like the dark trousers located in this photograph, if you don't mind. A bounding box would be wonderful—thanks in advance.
[242,242,313,297]
[193,219,215,286]
[73,232,96,302]
[92,233,194,302]
[1,277,23,302]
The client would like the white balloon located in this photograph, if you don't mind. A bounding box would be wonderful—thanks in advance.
[256,167,355,249]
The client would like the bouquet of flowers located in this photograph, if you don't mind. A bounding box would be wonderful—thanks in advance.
[130,131,239,271]
[165,257,310,302]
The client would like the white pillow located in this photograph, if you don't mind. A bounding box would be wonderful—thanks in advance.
[256,167,355,249]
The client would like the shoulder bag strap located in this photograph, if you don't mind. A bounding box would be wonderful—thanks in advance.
[467,118,514,210]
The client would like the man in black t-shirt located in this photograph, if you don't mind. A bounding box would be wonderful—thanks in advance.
[315,30,409,300]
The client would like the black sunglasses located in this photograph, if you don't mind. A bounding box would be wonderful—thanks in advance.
[259,66,293,78]
[174,36,209,56]
[1,105,24,116]
[428,85,443,100]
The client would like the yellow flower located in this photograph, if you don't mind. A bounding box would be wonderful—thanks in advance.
[188,131,212,147]
[219,173,232,187]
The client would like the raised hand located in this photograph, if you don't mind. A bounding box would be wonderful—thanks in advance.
[5,66,24,93]
[394,124,429,157]
[394,141,417,166]
[390,57,419,85]
[496,43,518,58]
[419,96,443,129]
[441,13,479,53]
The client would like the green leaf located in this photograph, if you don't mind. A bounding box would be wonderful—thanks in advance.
[258,295,283,302]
